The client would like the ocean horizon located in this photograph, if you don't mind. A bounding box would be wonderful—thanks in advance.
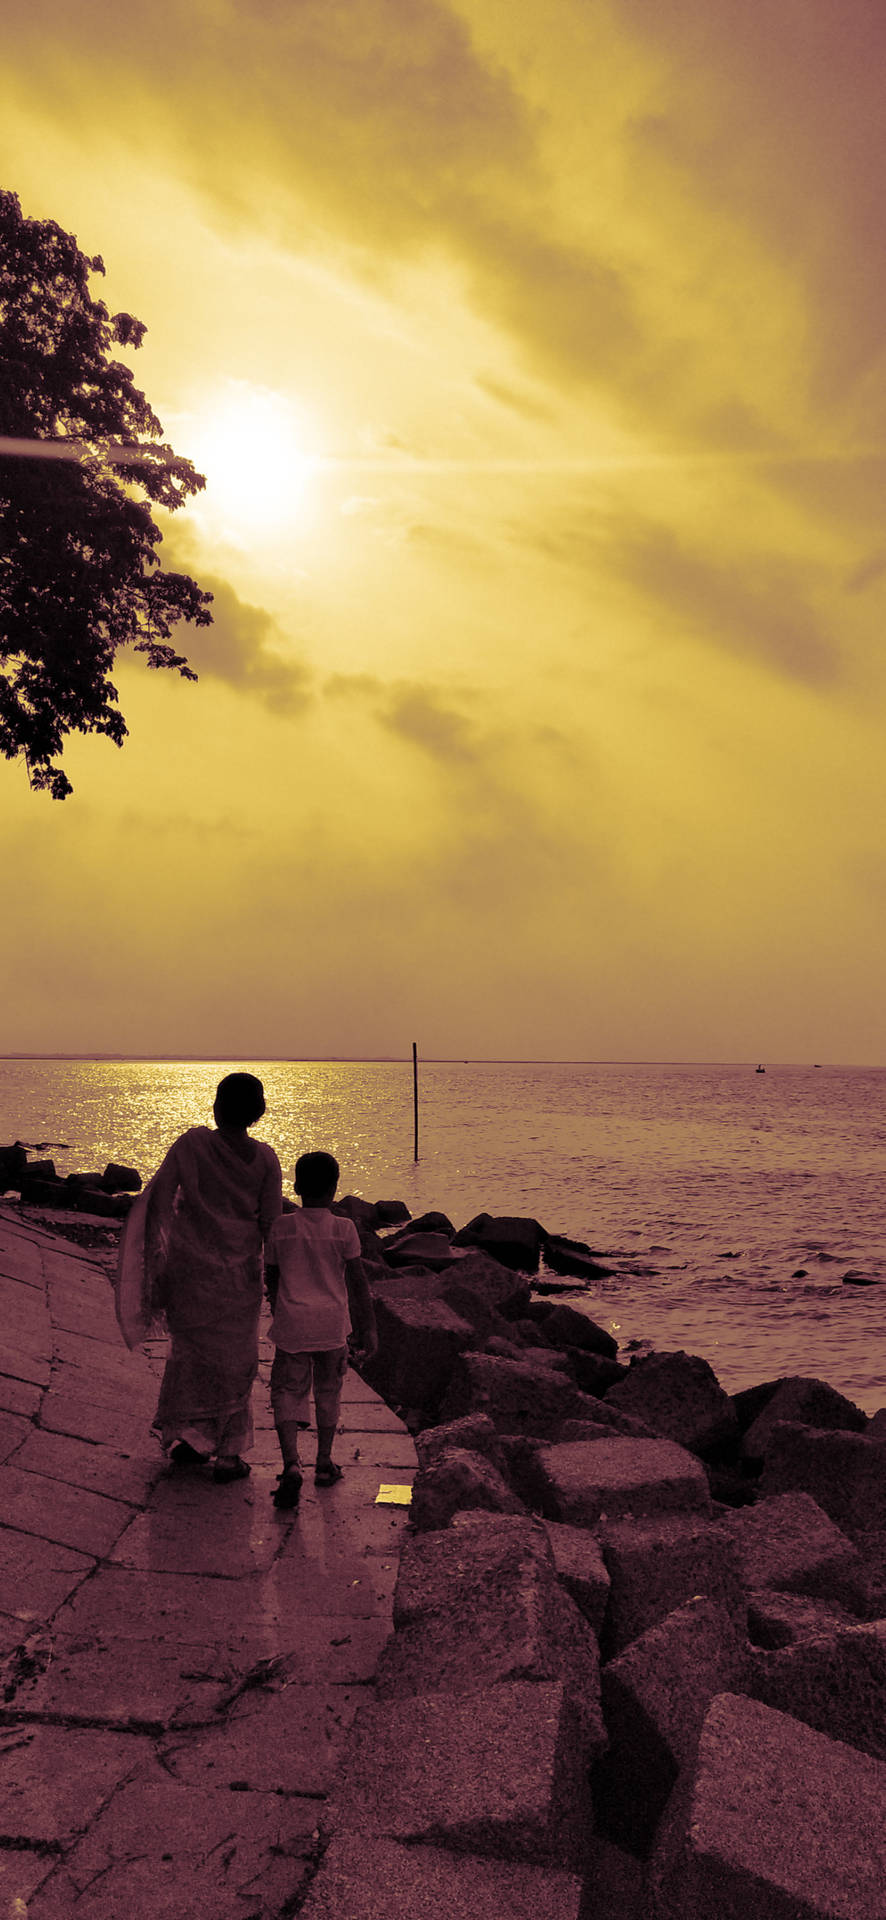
[1,1056,884,1414]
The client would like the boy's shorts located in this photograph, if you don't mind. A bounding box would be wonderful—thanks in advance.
[270,1345,348,1428]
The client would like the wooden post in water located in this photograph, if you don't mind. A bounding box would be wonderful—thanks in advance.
[412,1041,419,1162]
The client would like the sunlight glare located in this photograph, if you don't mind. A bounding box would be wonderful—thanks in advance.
[187,383,320,535]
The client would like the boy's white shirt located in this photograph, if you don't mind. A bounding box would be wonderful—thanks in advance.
[266,1208,361,1352]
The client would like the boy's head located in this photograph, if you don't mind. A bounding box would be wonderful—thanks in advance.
[214,1072,266,1129]
[294,1150,340,1205]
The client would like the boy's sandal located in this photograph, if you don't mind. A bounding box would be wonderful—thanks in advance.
[272,1466,304,1509]
[314,1462,343,1486]
[213,1456,251,1483]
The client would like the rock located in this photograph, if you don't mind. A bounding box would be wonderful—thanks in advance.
[594,1597,750,1857]
[323,1681,595,1871]
[363,1295,475,1419]
[393,1512,555,1627]
[730,1377,783,1433]
[333,1194,382,1226]
[452,1215,546,1273]
[534,1437,712,1531]
[543,1234,615,1280]
[868,1408,886,1439]
[18,1176,70,1208]
[376,1558,606,1748]
[374,1198,412,1226]
[538,1303,619,1359]
[541,1521,611,1636]
[65,1172,105,1191]
[101,1162,142,1193]
[382,1232,458,1270]
[0,1142,28,1190]
[414,1414,508,1477]
[605,1351,739,1459]
[747,1622,886,1761]
[720,1491,876,1617]
[440,1352,602,1438]
[22,1158,56,1180]
[297,1834,587,1920]
[760,1421,886,1537]
[746,1591,858,1649]
[442,1252,532,1326]
[566,1350,628,1397]
[742,1376,867,1464]
[648,1693,886,1920]
[410,1447,527,1531]
[384,1211,455,1241]
[600,1513,746,1656]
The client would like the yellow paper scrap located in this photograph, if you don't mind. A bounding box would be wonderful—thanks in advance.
[375,1483,413,1506]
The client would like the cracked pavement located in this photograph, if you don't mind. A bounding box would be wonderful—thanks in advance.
[0,1204,415,1918]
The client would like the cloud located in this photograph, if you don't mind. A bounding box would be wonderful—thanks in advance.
[176,574,314,713]
[325,672,481,761]
[609,519,838,684]
[519,497,839,685]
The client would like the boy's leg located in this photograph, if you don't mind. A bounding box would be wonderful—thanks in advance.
[270,1349,312,1467]
[313,1348,348,1479]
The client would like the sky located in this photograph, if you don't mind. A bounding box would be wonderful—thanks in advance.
[2,0,886,1063]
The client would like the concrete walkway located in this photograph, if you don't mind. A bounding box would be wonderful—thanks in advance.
[0,1204,416,1919]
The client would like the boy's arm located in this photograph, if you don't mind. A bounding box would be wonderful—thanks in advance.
[345,1257,378,1358]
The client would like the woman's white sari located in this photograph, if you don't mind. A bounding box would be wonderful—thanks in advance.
[116,1126,282,1457]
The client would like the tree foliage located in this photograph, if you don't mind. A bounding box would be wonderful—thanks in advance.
[0,189,212,797]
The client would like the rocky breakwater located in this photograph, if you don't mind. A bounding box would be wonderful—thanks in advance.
[300,1198,886,1920]
[0,1142,141,1221]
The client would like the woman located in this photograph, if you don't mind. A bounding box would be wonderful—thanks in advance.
[117,1072,282,1481]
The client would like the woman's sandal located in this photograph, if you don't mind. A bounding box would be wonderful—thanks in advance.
[314,1461,343,1487]
[169,1439,209,1468]
[272,1466,304,1509]
[213,1455,251,1483]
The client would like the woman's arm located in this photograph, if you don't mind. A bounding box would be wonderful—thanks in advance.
[259,1150,284,1242]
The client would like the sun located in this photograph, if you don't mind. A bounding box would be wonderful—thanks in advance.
[186,382,321,536]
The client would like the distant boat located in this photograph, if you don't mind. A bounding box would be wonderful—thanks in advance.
[755,1064,766,1073]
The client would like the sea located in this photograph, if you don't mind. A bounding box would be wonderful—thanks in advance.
[1,1058,884,1415]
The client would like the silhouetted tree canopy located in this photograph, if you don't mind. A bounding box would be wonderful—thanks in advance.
[0,189,212,797]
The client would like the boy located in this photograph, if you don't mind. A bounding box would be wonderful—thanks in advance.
[264,1151,378,1509]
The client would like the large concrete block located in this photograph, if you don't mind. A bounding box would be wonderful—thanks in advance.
[439,1352,590,1435]
[441,1250,532,1321]
[393,1511,554,1626]
[324,1681,595,1870]
[747,1591,858,1649]
[721,1490,875,1616]
[410,1446,527,1530]
[413,1412,508,1475]
[649,1693,886,1920]
[377,1567,606,1748]
[761,1422,886,1535]
[297,1834,585,1920]
[536,1438,712,1531]
[543,1521,611,1636]
[594,1597,750,1856]
[348,1295,475,1417]
[747,1622,886,1761]
[600,1513,746,1655]
[605,1351,739,1457]
[743,1376,867,1463]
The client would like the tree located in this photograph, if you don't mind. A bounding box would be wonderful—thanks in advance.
[0,189,212,797]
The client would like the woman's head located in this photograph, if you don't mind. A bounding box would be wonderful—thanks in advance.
[214,1072,266,1130]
